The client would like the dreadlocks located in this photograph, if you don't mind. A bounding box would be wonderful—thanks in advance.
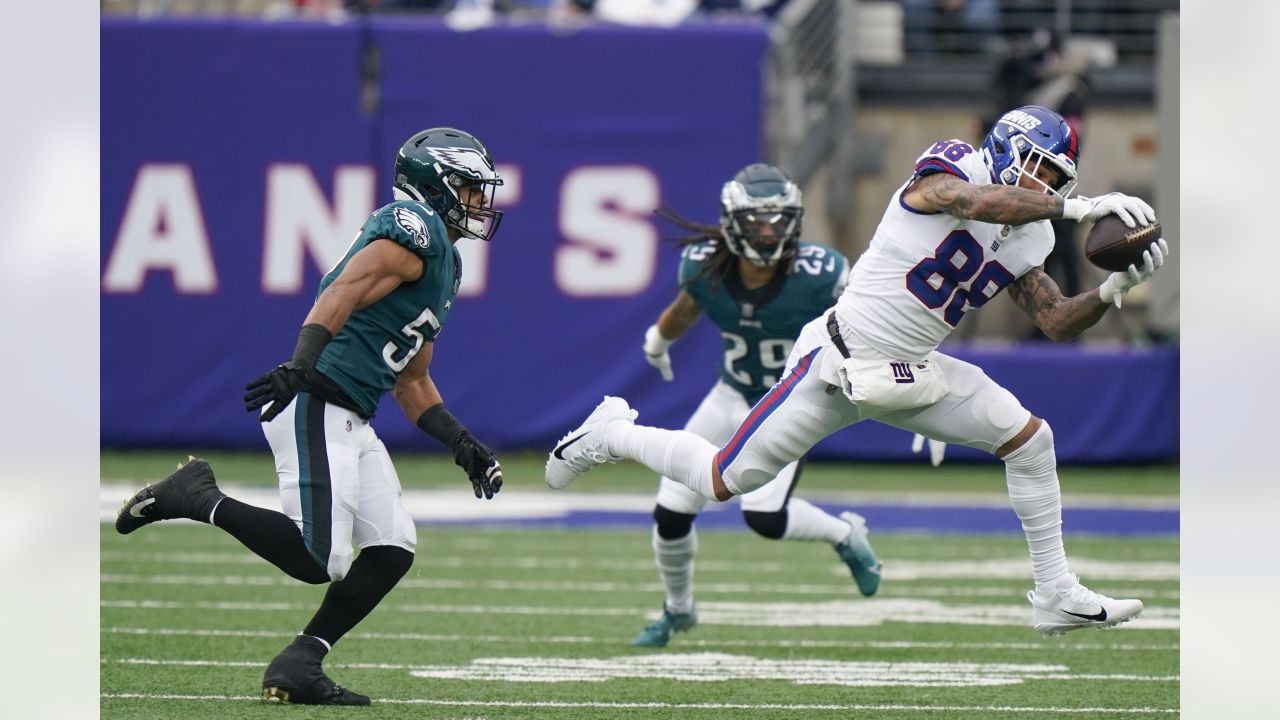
[655,205,737,287]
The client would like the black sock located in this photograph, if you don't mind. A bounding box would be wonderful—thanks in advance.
[303,546,414,647]
[212,498,329,584]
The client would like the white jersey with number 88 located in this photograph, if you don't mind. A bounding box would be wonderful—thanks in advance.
[835,140,1054,361]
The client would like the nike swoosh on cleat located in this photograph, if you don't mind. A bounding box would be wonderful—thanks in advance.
[553,433,589,460]
[128,497,156,518]
[1063,607,1108,622]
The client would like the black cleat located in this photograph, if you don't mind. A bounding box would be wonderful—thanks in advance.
[115,456,226,535]
[262,635,371,706]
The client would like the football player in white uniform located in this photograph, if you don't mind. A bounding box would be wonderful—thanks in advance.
[547,105,1169,636]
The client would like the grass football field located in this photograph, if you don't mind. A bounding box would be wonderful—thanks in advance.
[100,451,1179,719]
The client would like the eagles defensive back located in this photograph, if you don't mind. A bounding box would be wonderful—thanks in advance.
[548,106,1171,637]
[116,127,505,706]
[627,164,882,648]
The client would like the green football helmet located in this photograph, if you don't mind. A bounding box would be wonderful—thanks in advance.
[393,127,504,241]
[719,163,803,268]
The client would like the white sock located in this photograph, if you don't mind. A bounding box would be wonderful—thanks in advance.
[207,497,225,525]
[781,498,853,544]
[301,633,331,652]
[1003,422,1071,594]
[652,526,697,614]
[607,424,720,501]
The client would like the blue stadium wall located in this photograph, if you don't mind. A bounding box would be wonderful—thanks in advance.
[101,17,1177,463]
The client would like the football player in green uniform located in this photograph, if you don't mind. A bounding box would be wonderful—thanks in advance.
[115,127,505,705]
[629,164,885,647]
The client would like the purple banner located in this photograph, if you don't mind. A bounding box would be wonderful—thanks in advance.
[101,17,1176,463]
[102,16,766,451]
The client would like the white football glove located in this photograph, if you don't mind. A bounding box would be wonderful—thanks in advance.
[911,433,947,467]
[1097,238,1170,308]
[1062,192,1157,228]
[643,324,674,382]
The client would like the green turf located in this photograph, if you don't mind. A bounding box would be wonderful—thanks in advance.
[102,451,1179,717]
[101,450,1179,498]
[102,523,1179,719]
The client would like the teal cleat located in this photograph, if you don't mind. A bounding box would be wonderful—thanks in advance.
[630,605,698,647]
[835,511,882,597]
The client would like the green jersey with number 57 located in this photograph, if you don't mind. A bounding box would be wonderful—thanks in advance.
[314,200,460,416]
[681,240,849,405]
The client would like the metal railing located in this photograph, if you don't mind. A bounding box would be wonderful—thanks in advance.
[765,0,854,189]
[897,0,1181,62]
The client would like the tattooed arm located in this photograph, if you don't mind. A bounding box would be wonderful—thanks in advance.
[902,172,1064,225]
[1006,267,1109,341]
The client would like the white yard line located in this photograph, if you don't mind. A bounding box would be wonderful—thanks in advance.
[98,571,1181,600]
[102,550,1183,581]
[101,692,1179,714]
[97,558,1177,597]
[100,552,1181,582]
[101,597,1180,630]
[110,655,1179,687]
[99,485,1180,526]
[103,626,1179,651]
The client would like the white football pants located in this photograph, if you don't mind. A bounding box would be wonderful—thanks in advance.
[262,392,417,581]
[717,316,1031,494]
[656,381,800,515]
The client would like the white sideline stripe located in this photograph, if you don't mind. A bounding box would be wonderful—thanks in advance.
[101,598,1181,630]
[111,656,1178,686]
[99,551,1181,582]
[98,572,1180,600]
[105,626,1179,652]
[100,692,1180,713]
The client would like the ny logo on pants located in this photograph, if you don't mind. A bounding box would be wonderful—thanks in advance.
[890,362,915,384]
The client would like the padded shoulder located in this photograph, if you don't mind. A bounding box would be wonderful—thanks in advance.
[364,201,449,260]
[911,139,991,186]
[678,239,721,288]
[790,241,850,300]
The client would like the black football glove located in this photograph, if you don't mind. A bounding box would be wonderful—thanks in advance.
[452,431,503,500]
[243,361,312,423]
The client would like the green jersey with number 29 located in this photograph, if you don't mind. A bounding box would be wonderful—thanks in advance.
[681,240,849,406]
[314,201,460,415]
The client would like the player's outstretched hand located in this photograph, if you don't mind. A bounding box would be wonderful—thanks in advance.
[645,349,674,382]
[643,325,675,382]
[1098,238,1170,308]
[244,361,311,423]
[453,431,503,500]
[1070,192,1157,228]
[911,433,947,467]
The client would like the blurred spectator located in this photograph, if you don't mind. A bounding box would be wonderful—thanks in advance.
[559,0,697,26]
[697,0,789,18]
[902,0,1000,56]
[559,0,786,27]
[294,0,346,16]
[344,0,455,11]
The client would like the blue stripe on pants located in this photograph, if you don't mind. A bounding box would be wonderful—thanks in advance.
[293,393,332,569]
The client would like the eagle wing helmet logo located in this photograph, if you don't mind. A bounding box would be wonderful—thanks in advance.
[423,146,497,180]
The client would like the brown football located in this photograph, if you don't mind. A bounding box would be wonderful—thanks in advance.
[1084,215,1163,272]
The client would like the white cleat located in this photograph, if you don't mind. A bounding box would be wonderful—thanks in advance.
[1027,574,1143,636]
[545,396,638,490]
